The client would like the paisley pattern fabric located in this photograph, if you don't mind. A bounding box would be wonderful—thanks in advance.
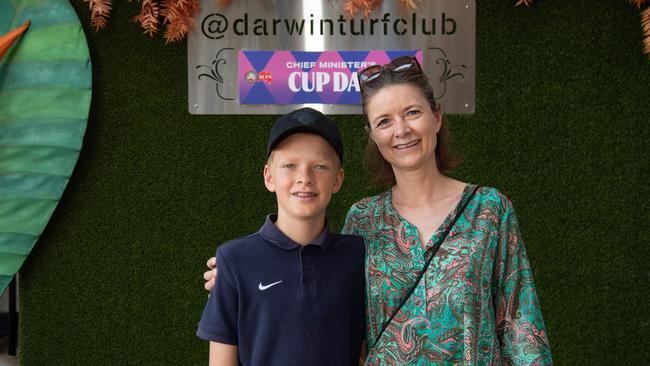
[342,185,552,365]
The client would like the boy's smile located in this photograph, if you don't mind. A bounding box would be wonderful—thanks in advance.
[293,191,317,199]
[264,133,344,227]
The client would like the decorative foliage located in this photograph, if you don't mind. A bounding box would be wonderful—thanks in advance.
[87,0,200,43]
[133,0,161,37]
[84,0,113,31]
[516,0,650,59]
[343,0,381,18]
[398,0,418,11]
[160,0,201,44]
[515,0,534,7]
[643,7,650,55]
[0,0,92,294]
[215,0,231,9]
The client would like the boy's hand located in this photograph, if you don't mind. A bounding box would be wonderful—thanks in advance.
[358,341,367,365]
[204,256,217,292]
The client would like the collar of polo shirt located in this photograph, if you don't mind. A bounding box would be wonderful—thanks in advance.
[259,214,331,251]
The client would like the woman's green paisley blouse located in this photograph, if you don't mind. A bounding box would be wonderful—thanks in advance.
[342,185,552,365]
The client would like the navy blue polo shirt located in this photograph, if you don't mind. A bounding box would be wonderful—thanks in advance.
[197,215,365,366]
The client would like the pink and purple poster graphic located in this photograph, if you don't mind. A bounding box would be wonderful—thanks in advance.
[238,50,422,105]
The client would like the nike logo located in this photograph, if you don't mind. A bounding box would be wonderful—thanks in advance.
[258,280,283,291]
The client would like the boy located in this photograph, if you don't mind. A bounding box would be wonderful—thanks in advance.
[196,108,366,366]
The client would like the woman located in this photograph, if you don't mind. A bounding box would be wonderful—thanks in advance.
[204,56,552,365]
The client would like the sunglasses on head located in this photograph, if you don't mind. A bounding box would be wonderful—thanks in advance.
[358,55,424,87]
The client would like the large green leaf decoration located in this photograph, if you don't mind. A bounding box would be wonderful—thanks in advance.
[0,0,91,293]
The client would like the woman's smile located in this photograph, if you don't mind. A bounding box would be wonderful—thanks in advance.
[393,139,421,150]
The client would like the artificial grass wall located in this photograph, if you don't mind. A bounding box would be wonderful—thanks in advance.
[16,0,649,364]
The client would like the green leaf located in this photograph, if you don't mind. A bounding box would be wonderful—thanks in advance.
[0,0,91,294]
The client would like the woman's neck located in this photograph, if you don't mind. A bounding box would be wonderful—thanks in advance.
[391,162,452,207]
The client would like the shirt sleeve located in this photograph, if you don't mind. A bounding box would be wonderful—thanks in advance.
[196,248,239,345]
[492,201,553,365]
[341,204,359,236]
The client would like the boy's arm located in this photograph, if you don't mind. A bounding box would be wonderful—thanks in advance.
[197,249,240,360]
[209,342,238,366]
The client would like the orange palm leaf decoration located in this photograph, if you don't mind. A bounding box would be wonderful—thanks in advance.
[344,0,381,18]
[398,0,418,11]
[0,20,31,61]
[84,0,113,31]
[161,0,201,44]
[515,0,534,7]
[133,0,161,37]
[630,0,647,9]
[642,7,650,56]
[215,0,230,8]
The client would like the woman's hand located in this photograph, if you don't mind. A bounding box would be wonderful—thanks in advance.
[204,256,217,292]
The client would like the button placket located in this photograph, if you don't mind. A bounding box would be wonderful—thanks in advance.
[300,245,317,297]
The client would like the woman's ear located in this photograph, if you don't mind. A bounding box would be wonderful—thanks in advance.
[366,125,376,142]
[433,105,442,134]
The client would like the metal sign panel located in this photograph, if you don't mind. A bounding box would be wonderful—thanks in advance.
[188,0,475,114]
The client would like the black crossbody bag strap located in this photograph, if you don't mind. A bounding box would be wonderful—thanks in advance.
[370,185,480,349]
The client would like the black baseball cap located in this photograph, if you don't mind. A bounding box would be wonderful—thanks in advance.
[267,108,344,162]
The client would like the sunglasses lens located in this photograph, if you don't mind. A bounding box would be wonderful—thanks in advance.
[358,56,420,88]
[392,62,414,72]
[390,55,418,71]
[361,72,381,83]
[359,65,382,83]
